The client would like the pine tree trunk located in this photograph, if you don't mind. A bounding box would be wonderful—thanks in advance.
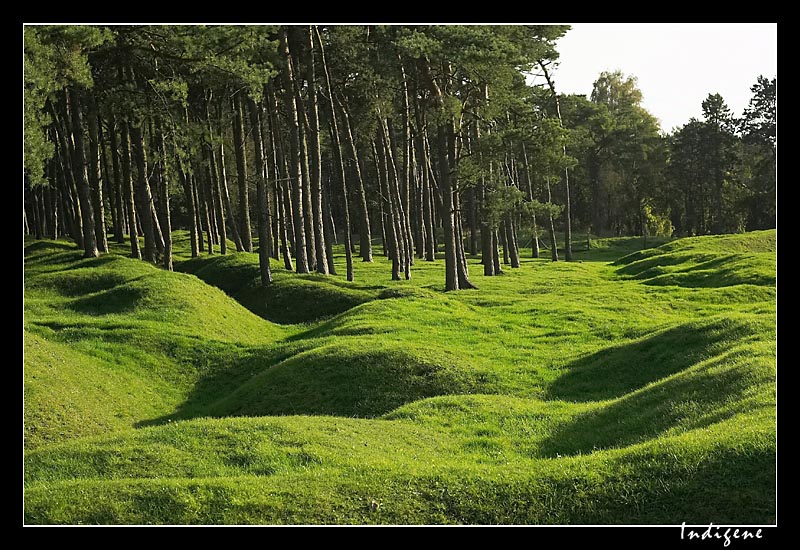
[151,200,166,256]
[86,95,108,253]
[563,167,573,261]
[467,187,478,256]
[339,98,372,262]
[540,62,572,260]
[105,118,126,244]
[67,88,99,258]
[546,178,559,262]
[267,91,294,271]
[247,98,274,287]
[500,219,510,265]
[398,59,415,265]
[43,175,57,239]
[374,137,400,280]
[420,129,436,262]
[258,102,280,261]
[303,26,329,275]
[216,99,244,253]
[322,182,338,276]
[128,118,157,263]
[193,174,206,253]
[118,119,141,259]
[384,118,411,279]
[57,158,80,245]
[455,208,475,289]
[411,141,425,259]
[155,119,173,271]
[492,230,503,274]
[232,94,253,252]
[52,109,79,245]
[508,215,520,268]
[179,169,200,258]
[200,164,214,255]
[378,193,388,258]
[204,100,226,255]
[99,121,122,244]
[55,100,85,249]
[146,122,166,258]
[436,122,458,291]
[280,28,310,274]
[479,172,494,275]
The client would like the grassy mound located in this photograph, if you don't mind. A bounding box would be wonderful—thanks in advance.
[23,229,776,524]
[179,252,378,324]
[614,229,775,287]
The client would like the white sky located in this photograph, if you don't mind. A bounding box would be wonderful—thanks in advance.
[545,23,777,133]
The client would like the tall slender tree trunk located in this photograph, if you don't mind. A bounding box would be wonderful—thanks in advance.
[216,99,244,252]
[179,170,199,258]
[384,118,411,279]
[247,98,274,286]
[155,119,173,271]
[500,219,510,265]
[67,88,99,258]
[267,88,294,271]
[280,28,310,273]
[398,58,415,264]
[467,187,478,256]
[322,180,338,275]
[129,121,156,263]
[203,98,226,254]
[50,123,80,246]
[199,161,215,255]
[118,119,141,259]
[540,62,572,260]
[449,125,475,289]
[58,98,86,249]
[205,106,227,255]
[531,212,540,258]
[545,177,559,262]
[480,182,494,275]
[86,94,108,253]
[420,128,436,262]
[302,26,329,275]
[257,102,280,261]
[374,137,401,280]
[316,26,353,279]
[98,126,115,242]
[232,94,253,252]
[339,98,372,262]
[146,121,166,257]
[492,230,503,274]
[43,172,57,239]
[436,122,458,291]
[99,120,123,244]
[508,215,520,268]
[287,30,317,271]
[193,175,206,252]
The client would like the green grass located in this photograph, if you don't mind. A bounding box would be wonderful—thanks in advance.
[23,229,776,524]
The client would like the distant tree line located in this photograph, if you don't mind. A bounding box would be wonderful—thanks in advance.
[23,25,776,290]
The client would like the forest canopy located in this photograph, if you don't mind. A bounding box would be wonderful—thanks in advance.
[23,24,776,289]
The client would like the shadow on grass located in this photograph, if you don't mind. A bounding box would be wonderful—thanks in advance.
[538,359,767,458]
[68,285,146,315]
[137,342,494,426]
[547,320,744,403]
[24,240,76,255]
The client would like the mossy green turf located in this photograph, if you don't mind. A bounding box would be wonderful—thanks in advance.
[23,230,776,524]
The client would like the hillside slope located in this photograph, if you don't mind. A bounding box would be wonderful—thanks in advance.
[23,231,776,524]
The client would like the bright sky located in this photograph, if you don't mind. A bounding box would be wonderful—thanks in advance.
[545,23,777,133]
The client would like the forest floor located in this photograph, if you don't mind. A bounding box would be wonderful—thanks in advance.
[23,230,776,524]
